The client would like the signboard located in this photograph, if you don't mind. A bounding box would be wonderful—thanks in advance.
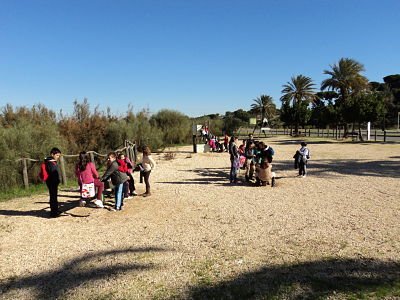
[192,124,203,135]
[249,118,257,125]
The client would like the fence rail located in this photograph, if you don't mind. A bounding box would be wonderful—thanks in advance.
[16,140,137,189]
[236,127,400,142]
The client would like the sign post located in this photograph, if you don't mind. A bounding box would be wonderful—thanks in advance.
[367,122,371,141]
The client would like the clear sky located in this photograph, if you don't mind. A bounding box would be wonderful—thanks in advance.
[1,0,399,117]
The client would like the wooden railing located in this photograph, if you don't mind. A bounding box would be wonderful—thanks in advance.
[16,140,137,189]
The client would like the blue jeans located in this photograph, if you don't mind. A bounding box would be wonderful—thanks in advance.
[229,161,238,182]
[114,183,124,209]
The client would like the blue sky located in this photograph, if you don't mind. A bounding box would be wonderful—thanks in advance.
[1,0,399,117]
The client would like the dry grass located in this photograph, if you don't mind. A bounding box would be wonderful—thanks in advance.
[1,137,400,299]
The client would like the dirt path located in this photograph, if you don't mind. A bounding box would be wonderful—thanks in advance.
[1,137,399,299]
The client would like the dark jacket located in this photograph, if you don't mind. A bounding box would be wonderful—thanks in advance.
[44,157,61,184]
[101,160,128,185]
[230,144,239,161]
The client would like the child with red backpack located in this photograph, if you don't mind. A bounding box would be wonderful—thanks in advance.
[39,147,62,218]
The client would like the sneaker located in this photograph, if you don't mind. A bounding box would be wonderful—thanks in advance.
[79,200,86,207]
[109,207,116,212]
[132,191,138,196]
[302,175,307,178]
[142,193,151,197]
[94,199,104,208]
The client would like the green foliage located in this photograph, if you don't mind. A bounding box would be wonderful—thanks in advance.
[343,92,386,126]
[150,109,191,146]
[280,75,316,134]
[223,109,250,135]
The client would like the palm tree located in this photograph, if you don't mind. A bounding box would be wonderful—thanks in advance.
[280,75,316,135]
[251,95,276,126]
[321,58,369,136]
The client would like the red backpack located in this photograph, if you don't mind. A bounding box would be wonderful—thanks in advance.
[38,162,49,182]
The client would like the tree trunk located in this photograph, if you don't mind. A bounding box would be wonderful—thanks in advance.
[358,123,364,141]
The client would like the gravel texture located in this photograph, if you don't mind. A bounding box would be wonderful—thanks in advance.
[0,137,399,299]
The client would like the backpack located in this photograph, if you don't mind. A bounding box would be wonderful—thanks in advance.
[264,147,274,163]
[38,162,49,182]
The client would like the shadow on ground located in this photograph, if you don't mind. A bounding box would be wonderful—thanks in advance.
[0,199,87,218]
[0,247,167,299]
[159,157,400,188]
[274,158,400,178]
[185,258,400,299]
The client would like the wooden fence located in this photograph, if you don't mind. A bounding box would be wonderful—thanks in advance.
[16,140,137,189]
[236,127,400,142]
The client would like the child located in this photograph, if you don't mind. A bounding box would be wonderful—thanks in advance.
[298,142,310,177]
[255,161,272,186]
[117,153,132,200]
[40,147,62,218]
[229,136,240,183]
[119,153,137,197]
[75,151,104,208]
[141,146,156,197]
[101,152,128,211]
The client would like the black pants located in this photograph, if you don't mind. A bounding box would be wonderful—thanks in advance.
[46,181,59,217]
[127,172,136,194]
[143,170,151,194]
[299,160,307,176]
[123,181,130,198]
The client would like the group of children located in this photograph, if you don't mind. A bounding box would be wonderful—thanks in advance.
[41,146,156,218]
[228,133,311,186]
[229,134,276,186]
[41,138,310,217]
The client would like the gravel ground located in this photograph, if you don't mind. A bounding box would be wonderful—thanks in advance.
[0,137,399,299]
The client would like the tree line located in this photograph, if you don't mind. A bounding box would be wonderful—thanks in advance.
[194,58,399,139]
[0,100,192,192]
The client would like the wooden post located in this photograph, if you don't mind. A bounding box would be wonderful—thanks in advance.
[374,130,377,142]
[59,156,67,185]
[384,130,387,142]
[134,143,138,163]
[22,158,29,189]
[125,143,130,159]
[193,135,197,153]
[89,151,95,165]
